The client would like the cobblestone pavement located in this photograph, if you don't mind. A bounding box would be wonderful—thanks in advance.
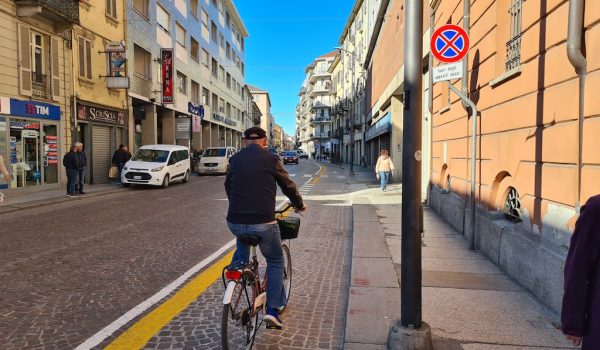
[0,161,321,349]
[130,164,353,350]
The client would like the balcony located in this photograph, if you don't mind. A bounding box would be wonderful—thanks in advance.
[309,131,332,140]
[309,69,331,83]
[15,0,79,24]
[32,72,48,99]
[309,116,332,126]
[309,83,331,97]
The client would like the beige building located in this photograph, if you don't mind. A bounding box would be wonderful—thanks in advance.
[248,84,274,144]
[272,124,283,150]
[0,0,77,193]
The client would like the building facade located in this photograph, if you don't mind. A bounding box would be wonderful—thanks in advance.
[0,0,78,192]
[74,0,129,184]
[126,0,248,155]
[428,0,600,314]
[272,124,283,150]
[248,84,274,143]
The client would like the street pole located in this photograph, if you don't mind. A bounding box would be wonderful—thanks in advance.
[388,0,432,348]
[349,50,355,175]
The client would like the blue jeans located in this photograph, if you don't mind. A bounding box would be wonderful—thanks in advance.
[66,168,79,194]
[117,163,124,183]
[227,222,286,309]
[77,168,85,193]
[379,171,389,189]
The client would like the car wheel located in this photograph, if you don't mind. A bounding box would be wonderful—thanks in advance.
[162,174,170,189]
[182,170,190,183]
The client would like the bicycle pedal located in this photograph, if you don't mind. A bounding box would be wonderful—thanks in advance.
[265,324,282,330]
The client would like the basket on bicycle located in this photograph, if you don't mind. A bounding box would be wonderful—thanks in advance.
[278,216,300,240]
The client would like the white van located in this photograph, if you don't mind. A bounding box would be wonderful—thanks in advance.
[197,147,236,175]
[121,145,190,188]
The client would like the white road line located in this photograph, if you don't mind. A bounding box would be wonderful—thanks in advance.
[337,175,345,179]
[74,239,237,350]
[289,174,297,177]
[321,174,329,178]
[303,174,311,178]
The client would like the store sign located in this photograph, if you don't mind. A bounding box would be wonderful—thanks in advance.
[213,113,237,127]
[365,112,392,142]
[161,48,174,104]
[192,114,201,133]
[176,117,190,140]
[10,99,60,121]
[10,120,40,130]
[77,103,126,126]
[21,130,38,138]
[45,135,58,165]
[188,102,204,117]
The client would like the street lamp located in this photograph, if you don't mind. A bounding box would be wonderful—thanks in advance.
[336,46,357,176]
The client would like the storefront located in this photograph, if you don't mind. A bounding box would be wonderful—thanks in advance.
[0,97,61,190]
[76,101,127,184]
[364,112,391,168]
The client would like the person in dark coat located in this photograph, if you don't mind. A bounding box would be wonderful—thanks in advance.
[561,194,600,349]
[62,145,79,197]
[112,144,131,184]
[75,142,87,194]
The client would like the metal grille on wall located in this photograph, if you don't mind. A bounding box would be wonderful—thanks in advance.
[506,0,523,71]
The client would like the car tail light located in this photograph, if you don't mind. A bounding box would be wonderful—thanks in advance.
[225,270,242,280]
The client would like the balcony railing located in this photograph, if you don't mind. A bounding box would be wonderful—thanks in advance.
[309,131,332,139]
[15,0,79,23]
[309,116,332,125]
[32,72,48,99]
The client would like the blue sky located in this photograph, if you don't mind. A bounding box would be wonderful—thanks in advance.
[235,1,354,136]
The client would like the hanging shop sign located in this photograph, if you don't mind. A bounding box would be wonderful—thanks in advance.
[192,114,201,133]
[188,102,204,117]
[161,48,174,104]
[9,99,60,120]
[77,103,127,126]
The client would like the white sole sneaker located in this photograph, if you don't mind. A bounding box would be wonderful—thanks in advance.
[263,314,283,329]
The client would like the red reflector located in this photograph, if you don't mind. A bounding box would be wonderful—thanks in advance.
[226,270,242,280]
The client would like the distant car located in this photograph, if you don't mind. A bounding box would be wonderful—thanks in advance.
[197,147,236,175]
[282,151,299,165]
[296,150,308,159]
[122,144,190,188]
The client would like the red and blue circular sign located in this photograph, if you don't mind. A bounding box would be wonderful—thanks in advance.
[431,24,469,63]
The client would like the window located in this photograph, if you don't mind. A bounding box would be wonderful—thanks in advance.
[190,0,198,18]
[176,71,187,94]
[219,66,225,83]
[226,42,231,59]
[78,37,92,80]
[219,98,225,113]
[226,72,231,89]
[190,37,199,61]
[211,0,217,7]
[241,37,244,51]
[241,62,245,76]
[157,4,170,33]
[191,80,200,103]
[176,23,186,47]
[219,33,225,49]
[106,0,117,19]
[134,44,151,80]
[211,58,218,77]
[212,93,218,109]
[226,102,231,117]
[505,0,523,71]
[32,32,45,78]
[211,21,217,43]
[133,0,149,18]
[202,87,209,105]
[201,8,209,29]
[226,11,230,28]
[202,48,209,66]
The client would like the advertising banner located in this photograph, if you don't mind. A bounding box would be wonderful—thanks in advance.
[161,49,174,104]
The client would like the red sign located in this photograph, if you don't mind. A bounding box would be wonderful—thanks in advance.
[161,49,174,104]
[431,24,469,63]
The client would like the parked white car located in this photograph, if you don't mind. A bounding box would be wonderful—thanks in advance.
[121,145,190,188]
[197,147,236,175]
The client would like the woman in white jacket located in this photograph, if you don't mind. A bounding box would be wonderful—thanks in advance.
[375,149,394,191]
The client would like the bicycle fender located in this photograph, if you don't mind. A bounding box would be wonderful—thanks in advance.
[223,280,237,305]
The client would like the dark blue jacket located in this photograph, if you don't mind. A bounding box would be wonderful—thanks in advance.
[562,194,600,349]
[62,151,79,170]
[76,151,87,169]
[225,144,303,224]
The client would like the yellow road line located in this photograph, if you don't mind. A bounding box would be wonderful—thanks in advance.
[104,250,234,349]
[309,165,327,185]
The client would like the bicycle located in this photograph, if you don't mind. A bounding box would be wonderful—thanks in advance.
[220,204,301,350]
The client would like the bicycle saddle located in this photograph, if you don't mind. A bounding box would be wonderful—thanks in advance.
[238,234,262,246]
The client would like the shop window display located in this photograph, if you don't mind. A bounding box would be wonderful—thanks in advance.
[9,118,42,188]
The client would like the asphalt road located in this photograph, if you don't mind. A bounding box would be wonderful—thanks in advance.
[0,160,321,350]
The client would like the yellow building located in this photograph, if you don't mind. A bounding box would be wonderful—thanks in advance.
[0,0,77,193]
[272,124,283,150]
[73,0,128,184]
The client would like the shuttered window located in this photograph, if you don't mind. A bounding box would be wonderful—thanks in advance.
[176,22,186,47]
[157,4,170,33]
[78,37,92,80]
[106,0,117,19]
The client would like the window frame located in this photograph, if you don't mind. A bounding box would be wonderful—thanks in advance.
[191,80,200,103]
[133,44,152,80]
[202,48,210,67]
[176,22,186,48]
[211,21,218,43]
[190,37,200,62]
[176,71,187,95]
[106,0,117,20]
[189,0,198,18]
[78,36,93,80]
[132,0,149,18]
[157,4,170,33]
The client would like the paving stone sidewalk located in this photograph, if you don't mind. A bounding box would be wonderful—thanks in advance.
[342,167,576,349]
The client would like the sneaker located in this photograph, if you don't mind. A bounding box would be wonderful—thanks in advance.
[79,191,87,195]
[67,193,77,197]
[264,308,283,329]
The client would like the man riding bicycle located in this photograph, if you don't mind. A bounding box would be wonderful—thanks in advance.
[225,127,306,329]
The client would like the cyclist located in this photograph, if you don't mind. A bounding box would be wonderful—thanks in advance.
[225,127,306,329]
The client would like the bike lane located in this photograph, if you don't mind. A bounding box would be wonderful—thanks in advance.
[89,163,353,349]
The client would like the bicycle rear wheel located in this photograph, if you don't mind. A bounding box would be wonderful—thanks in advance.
[280,243,292,311]
[221,281,259,350]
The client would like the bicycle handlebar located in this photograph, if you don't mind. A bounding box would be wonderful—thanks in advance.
[275,204,294,214]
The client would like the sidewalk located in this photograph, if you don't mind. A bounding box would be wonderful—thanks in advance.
[0,182,126,214]
[341,165,575,349]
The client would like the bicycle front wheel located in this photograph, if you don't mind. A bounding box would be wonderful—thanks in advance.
[221,281,259,350]
[280,243,292,311]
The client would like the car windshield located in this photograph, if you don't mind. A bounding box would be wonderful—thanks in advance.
[203,149,226,157]
[284,152,297,156]
[131,149,170,163]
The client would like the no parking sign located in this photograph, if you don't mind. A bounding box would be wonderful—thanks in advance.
[431,24,469,63]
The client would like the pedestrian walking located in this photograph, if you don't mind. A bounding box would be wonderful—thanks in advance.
[75,142,87,194]
[561,194,600,349]
[375,149,394,191]
[62,145,79,197]
[225,127,306,329]
[112,144,131,184]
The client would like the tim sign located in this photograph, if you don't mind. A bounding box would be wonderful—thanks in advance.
[161,48,174,104]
